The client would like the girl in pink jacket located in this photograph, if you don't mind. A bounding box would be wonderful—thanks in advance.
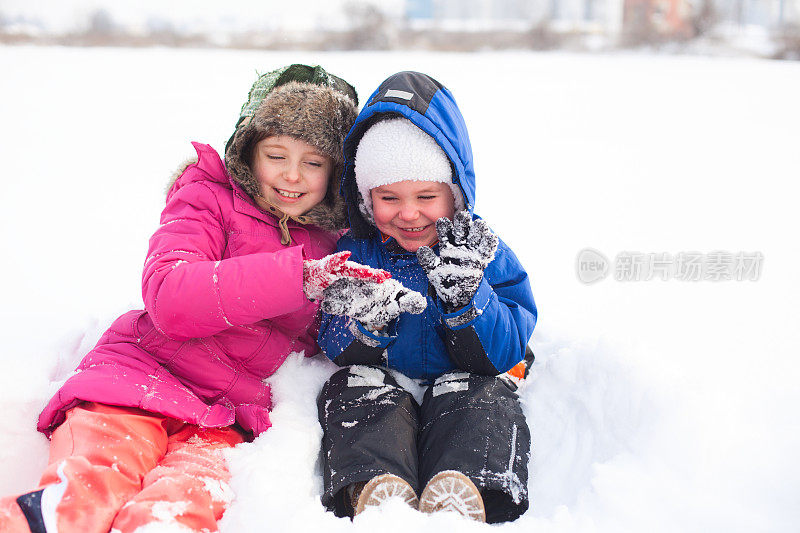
[0,64,380,533]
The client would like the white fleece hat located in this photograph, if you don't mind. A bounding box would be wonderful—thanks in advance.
[354,117,465,219]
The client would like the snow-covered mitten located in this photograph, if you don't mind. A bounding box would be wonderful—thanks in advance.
[321,277,427,331]
[416,211,498,311]
[303,251,391,301]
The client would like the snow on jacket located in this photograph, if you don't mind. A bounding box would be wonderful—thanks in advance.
[38,142,339,439]
[318,72,537,381]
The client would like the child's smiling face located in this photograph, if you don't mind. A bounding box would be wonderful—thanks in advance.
[371,180,455,252]
[251,135,332,216]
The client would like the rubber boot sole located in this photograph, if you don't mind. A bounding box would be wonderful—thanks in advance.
[419,470,486,522]
[354,473,419,516]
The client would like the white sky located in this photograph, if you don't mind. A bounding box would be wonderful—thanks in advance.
[0,0,405,32]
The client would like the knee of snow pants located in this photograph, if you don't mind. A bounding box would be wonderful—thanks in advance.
[418,371,531,523]
[0,402,242,533]
[111,425,242,532]
[317,365,419,517]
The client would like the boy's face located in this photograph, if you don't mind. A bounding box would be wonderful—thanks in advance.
[371,180,455,252]
[251,135,332,217]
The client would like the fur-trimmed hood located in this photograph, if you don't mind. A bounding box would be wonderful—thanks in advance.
[224,81,357,234]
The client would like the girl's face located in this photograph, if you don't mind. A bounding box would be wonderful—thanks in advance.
[370,180,455,252]
[251,135,333,217]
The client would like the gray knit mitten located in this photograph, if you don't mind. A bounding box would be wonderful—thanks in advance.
[416,211,498,311]
[321,278,427,331]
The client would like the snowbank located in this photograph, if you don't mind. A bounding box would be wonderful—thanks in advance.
[1,46,798,531]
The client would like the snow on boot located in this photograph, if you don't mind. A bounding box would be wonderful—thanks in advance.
[418,470,486,522]
[353,474,419,516]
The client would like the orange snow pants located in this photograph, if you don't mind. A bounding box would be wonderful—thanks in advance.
[0,402,243,533]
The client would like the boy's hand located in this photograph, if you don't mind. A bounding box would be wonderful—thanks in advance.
[321,277,426,331]
[303,251,391,300]
[416,211,498,311]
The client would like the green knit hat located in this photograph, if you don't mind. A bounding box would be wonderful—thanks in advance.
[225,64,358,154]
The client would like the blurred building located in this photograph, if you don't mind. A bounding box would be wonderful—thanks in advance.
[712,0,800,26]
[404,0,800,38]
[623,0,692,38]
[2,0,799,51]
[406,0,622,31]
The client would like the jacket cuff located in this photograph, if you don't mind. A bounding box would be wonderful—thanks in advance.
[440,277,493,330]
[349,320,395,349]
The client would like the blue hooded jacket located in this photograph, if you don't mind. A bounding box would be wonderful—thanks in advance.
[318,72,537,381]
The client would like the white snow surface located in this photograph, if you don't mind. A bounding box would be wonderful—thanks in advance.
[1,46,799,532]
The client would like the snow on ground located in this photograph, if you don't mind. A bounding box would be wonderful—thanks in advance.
[1,46,799,532]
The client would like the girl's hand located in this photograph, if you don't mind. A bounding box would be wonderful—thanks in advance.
[303,251,391,300]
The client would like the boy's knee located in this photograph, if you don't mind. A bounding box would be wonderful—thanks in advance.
[424,371,517,410]
[318,365,403,405]
[318,366,419,437]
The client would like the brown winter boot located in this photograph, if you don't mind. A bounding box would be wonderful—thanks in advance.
[418,470,486,522]
[352,473,419,516]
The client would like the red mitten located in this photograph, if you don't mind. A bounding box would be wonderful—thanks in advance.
[303,251,390,300]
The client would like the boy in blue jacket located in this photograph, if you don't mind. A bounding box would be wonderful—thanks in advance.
[316,71,537,523]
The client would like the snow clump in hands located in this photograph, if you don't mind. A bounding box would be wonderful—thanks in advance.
[321,277,427,331]
[416,211,498,311]
[302,251,391,301]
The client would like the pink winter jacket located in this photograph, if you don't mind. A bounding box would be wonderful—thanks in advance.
[38,143,339,439]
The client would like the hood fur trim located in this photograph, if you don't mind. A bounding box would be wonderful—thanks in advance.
[224,81,357,232]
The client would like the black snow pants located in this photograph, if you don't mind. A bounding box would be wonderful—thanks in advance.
[317,365,530,523]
